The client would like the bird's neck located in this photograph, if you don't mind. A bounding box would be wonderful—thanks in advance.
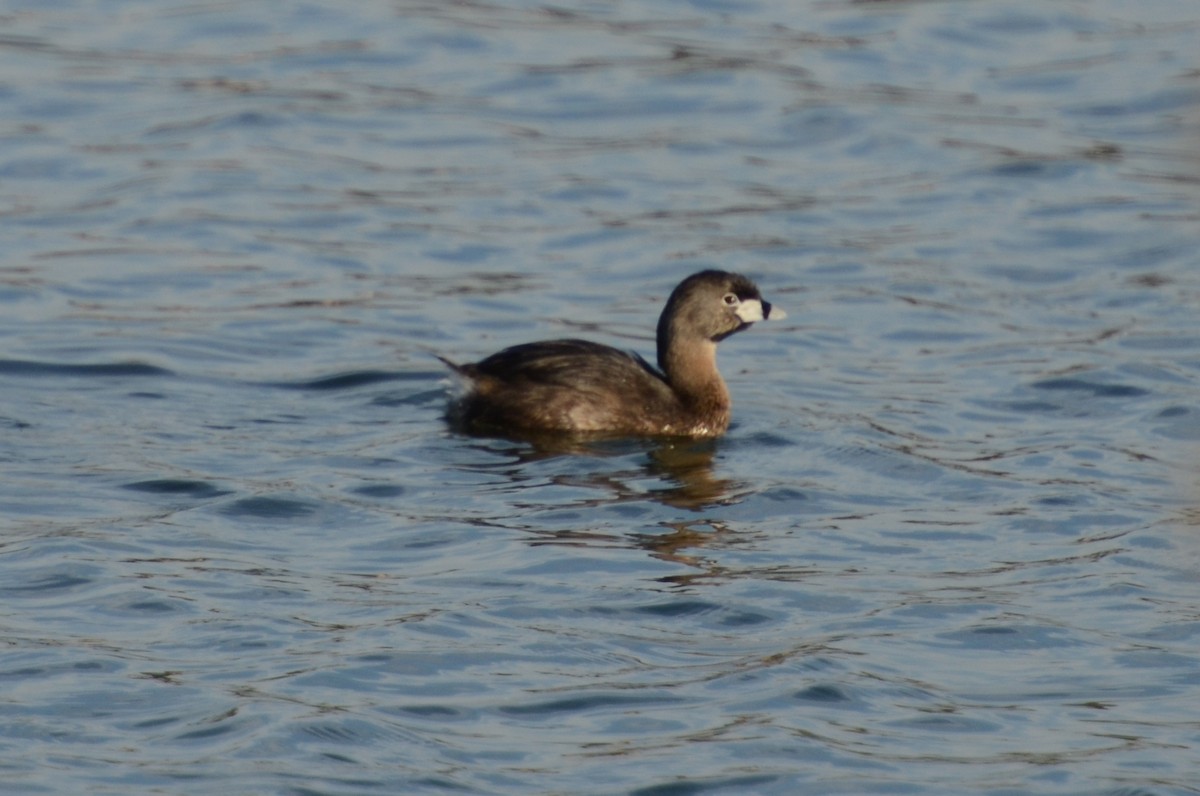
[660,335,730,418]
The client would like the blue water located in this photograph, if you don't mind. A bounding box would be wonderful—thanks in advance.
[2,1,1199,794]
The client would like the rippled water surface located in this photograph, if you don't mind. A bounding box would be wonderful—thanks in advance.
[2,1,1199,794]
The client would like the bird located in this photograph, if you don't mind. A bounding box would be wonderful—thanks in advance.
[438,269,784,438]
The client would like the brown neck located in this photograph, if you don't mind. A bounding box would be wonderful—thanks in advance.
[660,335,730,416]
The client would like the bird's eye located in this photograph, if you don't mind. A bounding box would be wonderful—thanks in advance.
[722,293,739,306]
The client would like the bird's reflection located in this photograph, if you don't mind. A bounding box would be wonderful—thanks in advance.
[631,518,736,581]
[643,440,744,510]
[457,430,744,511]
[446,428,757,583]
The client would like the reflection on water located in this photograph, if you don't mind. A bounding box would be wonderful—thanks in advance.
[452,434,738,510]
[646,441,741,509]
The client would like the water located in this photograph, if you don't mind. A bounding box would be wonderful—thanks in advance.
[2,1,1199,794]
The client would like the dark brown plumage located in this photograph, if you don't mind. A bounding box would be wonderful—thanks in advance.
[439,270,784,438]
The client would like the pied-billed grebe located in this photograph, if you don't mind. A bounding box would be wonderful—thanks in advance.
[439,269,785,438]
